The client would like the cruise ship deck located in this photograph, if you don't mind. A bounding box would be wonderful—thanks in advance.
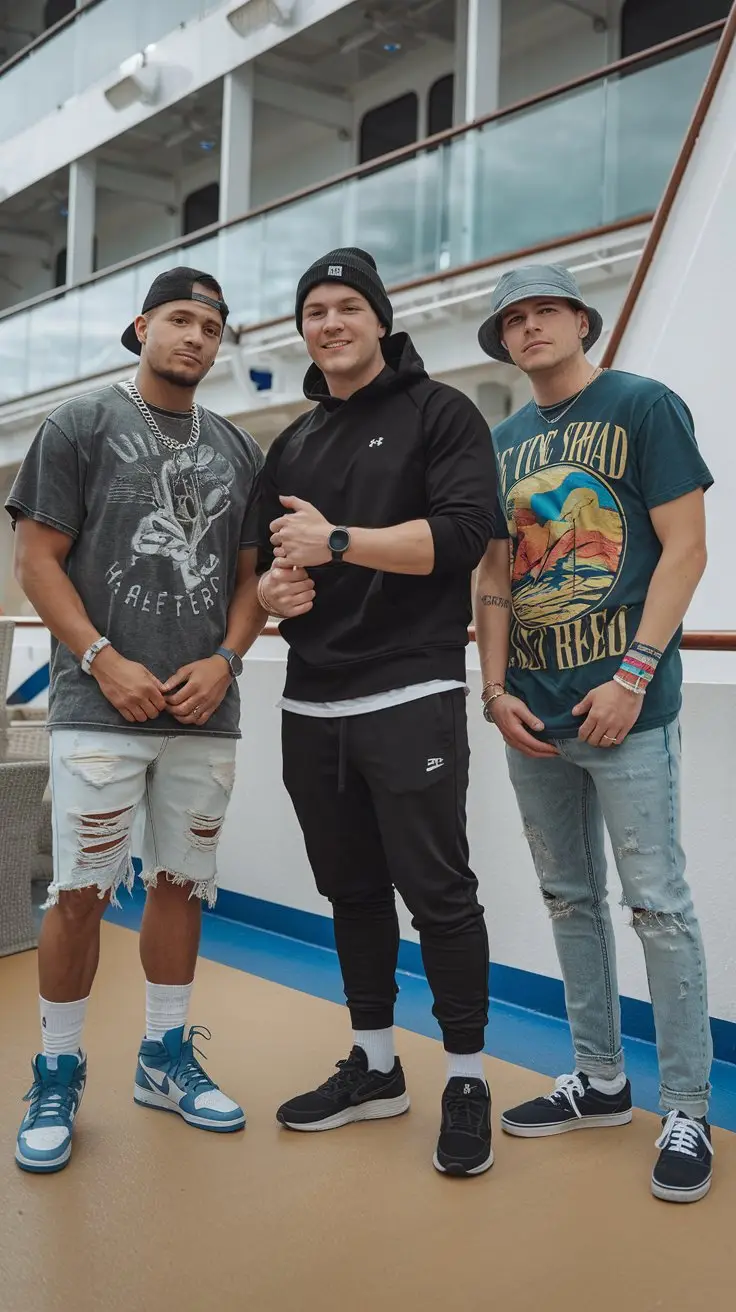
[2,898,736,1312]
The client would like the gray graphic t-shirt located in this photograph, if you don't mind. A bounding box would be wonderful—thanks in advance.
[6,383,264,737]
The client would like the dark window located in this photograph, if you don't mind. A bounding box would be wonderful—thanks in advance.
[359,92,419,165]
[55,238,98,288]
[428,74,454,136]
[44,0,76,30]
[182,182,220,236]
[621,0,730,57]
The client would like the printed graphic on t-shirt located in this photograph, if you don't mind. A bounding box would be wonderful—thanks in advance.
[498,419,629,673]
[104,429,236,616]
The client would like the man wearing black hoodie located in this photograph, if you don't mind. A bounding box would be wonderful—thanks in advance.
[256,249,505,1177]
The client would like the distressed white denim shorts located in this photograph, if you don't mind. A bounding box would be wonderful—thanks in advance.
[47,729,237,909]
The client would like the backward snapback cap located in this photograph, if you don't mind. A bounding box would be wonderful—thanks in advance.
[295,247,393,336]
[121,266,230,356]
[477,263,603,364]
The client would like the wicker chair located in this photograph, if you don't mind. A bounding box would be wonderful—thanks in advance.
[0,760,50,955]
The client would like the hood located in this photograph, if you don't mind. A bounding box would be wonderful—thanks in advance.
[302,332,428,409]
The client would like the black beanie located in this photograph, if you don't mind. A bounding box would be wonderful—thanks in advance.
[295,247,393,336]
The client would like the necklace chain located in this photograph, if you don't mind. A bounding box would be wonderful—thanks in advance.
[122,380,200,452]
[534,367,604,426]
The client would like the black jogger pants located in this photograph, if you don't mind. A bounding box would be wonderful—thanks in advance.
[281,689,489,1053]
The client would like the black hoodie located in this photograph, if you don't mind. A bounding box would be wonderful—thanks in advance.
[258,333,505,700]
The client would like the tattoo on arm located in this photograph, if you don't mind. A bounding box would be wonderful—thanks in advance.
[480,594,511,609]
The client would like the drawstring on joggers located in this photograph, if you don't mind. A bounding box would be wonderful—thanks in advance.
[337,717,348,794]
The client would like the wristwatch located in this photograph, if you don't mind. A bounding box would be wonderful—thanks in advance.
[328,526,351,564]
[215,646,243,679]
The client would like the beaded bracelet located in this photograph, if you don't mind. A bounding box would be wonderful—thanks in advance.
[615,639,663,696]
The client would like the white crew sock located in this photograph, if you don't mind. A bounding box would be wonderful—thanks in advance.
[145,981,193,1042]
[353,1028,395,1073]
[446,1051,486,1084]
[40,995,89,1067]
[587,1071,628,1096]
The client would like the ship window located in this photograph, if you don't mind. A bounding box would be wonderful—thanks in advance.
[428,74,455,135]
[359,92,419,165]
[621,0,731,57]
[183,183,220,236]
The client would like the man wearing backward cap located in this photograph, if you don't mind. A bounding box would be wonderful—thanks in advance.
[6,267,266,1173]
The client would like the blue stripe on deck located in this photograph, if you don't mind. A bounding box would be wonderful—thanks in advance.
[106,880,736,1133]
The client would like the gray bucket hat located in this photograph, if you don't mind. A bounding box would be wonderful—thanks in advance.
[478,262,603,364]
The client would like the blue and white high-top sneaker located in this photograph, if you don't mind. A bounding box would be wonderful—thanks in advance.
[16,1052,87,1173]
[134,1025,245,1132]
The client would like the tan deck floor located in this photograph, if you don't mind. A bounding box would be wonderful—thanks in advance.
[0,922,733,1312]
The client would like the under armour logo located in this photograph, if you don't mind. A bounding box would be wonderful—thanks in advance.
[369,437,383,447]
[328,264,343,277]
[426,757,444,772]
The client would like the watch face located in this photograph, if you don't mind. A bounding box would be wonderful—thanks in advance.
[230,654,243,677]
[329,527,350,554]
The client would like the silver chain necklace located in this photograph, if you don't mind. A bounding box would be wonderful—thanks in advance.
[122,380,200,452]
[534,367,604,426]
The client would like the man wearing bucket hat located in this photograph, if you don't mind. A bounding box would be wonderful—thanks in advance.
[257,247,506,1176]
[474,262,715,1203]
[6,267,266,1173]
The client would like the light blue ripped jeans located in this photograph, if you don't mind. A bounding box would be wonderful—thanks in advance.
[507,720,712,1117]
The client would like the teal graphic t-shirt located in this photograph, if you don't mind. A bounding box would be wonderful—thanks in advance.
[491,369,713,739]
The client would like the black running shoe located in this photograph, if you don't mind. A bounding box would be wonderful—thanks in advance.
[502,1072,633,1137]
[651,1110,713,1203]
[433,1077,493,1176]
[276,1046,410,1132]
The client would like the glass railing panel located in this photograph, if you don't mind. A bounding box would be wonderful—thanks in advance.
[465,78,606,264]
[77,269,138,381]
[602,40,716,221]
[25,293,83,396]
[0,313,31,405]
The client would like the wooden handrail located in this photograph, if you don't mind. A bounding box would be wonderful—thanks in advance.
[0,21,723,329]
[6,617,736,652]
[602,6,736,365]
[256,622,736,652]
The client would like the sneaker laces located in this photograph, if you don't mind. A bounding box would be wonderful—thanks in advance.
[171,1026,219,1096]
[317,1052,368,1098]
[444,1085,488,1134]
[23,1073,79,1126]
[544,1073,586,1117]
[656,1110,713,1158]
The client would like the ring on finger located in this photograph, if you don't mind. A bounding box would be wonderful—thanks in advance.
[602,733,619,744]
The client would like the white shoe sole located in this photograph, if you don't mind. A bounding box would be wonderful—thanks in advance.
[651,1173,712,1203]
[15,1141,72,1173]
[433,1148,494,1176]
[501,1109,633,1137]
[278,1092,410,1132]
[134,1083,245,1131]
